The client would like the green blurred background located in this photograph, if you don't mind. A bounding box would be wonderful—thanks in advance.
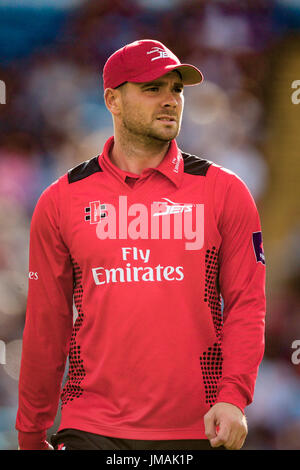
[0,0,299,450]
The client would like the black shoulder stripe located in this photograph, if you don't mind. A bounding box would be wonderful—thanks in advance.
[68,156,103,184]
[181,152,212,176]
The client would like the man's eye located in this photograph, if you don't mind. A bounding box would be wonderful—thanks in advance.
[175,88,183,93]
[146,87,159,92]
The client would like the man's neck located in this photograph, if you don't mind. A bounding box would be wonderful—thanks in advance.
[109,131,170,175]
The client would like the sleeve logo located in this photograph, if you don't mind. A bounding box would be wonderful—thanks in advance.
[252,231,265,265]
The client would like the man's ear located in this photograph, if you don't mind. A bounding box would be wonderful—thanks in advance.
[104,88,122,116]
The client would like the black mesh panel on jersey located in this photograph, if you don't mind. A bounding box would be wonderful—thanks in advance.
[60,259,86,407]
[199,342,223,407]
[200,247,223,406]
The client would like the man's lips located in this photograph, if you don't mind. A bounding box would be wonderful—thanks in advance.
[156,115,177,122]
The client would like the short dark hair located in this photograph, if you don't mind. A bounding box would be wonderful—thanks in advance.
[174,70,183,81]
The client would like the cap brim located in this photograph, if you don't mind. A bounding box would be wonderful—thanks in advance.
[165,64,204,86]
[128,64,203,87]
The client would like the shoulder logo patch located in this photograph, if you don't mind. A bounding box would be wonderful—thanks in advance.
[252,231,265,265]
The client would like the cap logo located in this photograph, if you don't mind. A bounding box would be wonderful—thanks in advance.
[147,47,172,61]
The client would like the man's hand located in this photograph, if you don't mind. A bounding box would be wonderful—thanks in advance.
[204,402,248,450]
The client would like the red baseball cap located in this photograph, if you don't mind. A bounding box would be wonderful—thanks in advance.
[103,39,203,90]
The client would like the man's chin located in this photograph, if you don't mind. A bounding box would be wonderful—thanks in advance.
[149,129,179,143]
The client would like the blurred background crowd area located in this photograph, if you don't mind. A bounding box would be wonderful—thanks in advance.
[0,0,299,450]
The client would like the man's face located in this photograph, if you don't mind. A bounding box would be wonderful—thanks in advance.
[117,71,184,143]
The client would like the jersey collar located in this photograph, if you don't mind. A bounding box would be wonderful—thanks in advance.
[99,136,183,189]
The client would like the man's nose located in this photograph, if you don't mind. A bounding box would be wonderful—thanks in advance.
[161,90,179,107]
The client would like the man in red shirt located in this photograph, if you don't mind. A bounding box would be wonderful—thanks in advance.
[16,40,266,451]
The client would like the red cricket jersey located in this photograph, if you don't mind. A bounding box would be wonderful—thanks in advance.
[16,137,266,449]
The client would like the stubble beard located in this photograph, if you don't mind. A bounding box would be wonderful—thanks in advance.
[121,112,181,146]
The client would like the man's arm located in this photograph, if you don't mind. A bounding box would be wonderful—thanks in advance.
[16,180,74,450]
[204,170,266,449]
